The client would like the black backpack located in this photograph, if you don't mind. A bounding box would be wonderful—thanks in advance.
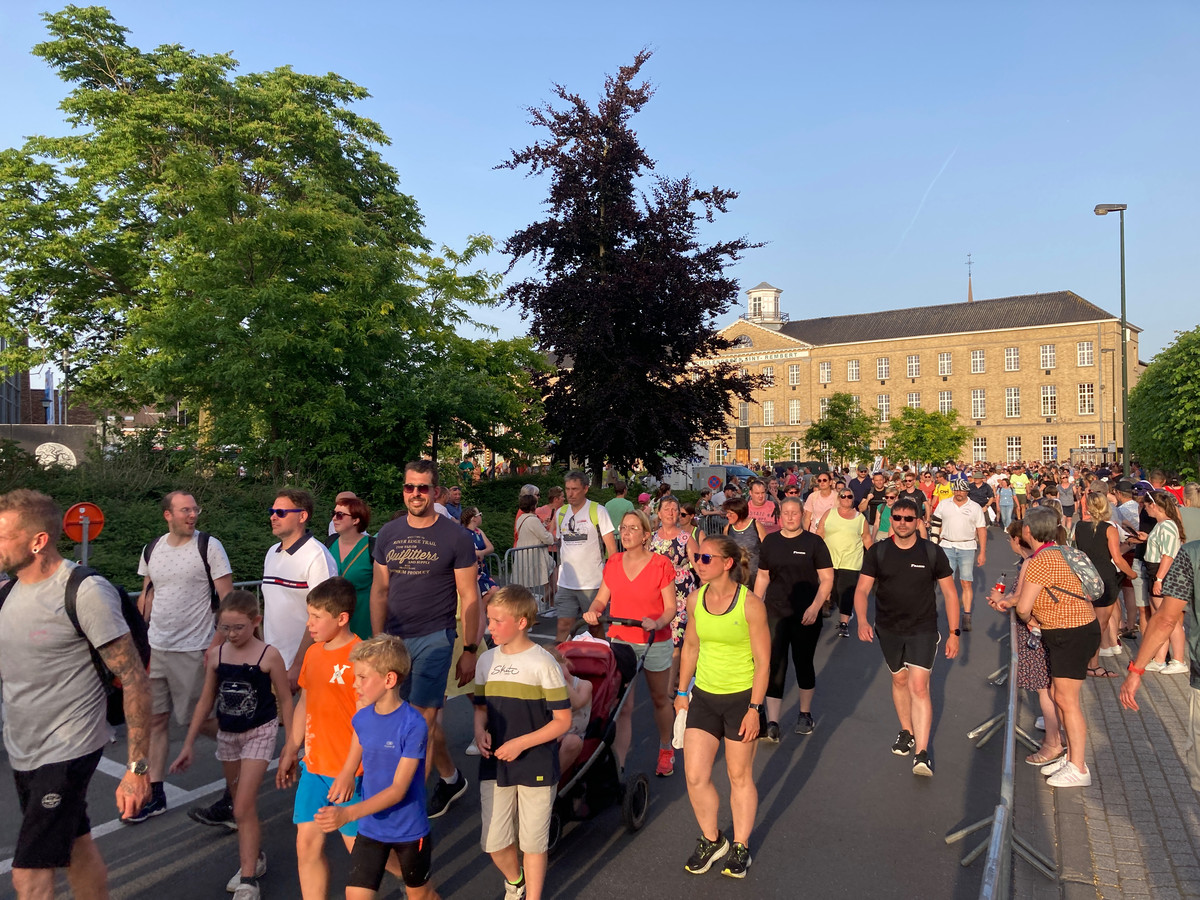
[0,566,152,726]
[143,530,219,611]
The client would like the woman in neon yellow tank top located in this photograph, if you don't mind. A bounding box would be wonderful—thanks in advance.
[673,534,770,879]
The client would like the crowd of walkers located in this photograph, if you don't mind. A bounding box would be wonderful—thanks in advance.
[1,455,1197,896]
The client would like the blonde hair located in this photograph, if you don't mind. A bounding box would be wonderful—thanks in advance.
[622,509,653,538]
[1086,491,1112,524]
[350,634,412,681]
[488,584,538,628]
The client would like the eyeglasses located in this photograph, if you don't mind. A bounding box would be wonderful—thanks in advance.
[838,493,854,499]
[331,511,351,520]
[174,506,202,516]
[619,524,643,532]
[403,483,432,495]
[217,623,248,634]
[268,508,304,518]
[693,553,725,565]
[892,514,918,522]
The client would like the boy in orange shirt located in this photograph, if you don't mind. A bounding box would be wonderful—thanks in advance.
[277,577,400,898]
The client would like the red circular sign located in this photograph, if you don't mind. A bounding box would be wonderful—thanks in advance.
[63,502,105,542]
[707,474,724,491]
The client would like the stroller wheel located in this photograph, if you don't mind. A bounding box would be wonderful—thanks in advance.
[547,810,563,852]
[621,773,650,832]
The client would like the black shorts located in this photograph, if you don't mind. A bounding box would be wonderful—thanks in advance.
[347,832,433,890]
[876,628,939,673]
[13,747,102,869]
[686,685,753,740]
[1042,621,1102,681]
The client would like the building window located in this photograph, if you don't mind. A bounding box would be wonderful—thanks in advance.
[907,392,921,409]
[973,437,987,462]
[789,399,801,425]
[738,402,749,427]
[819,397,829,419]
[847,359,860,382]
[762,366,774,386]
[1078,383,1095,415]
[763,400,774,427]
[750,295,762,317]
[789,439,803,462]
[971,349,985,374]
[1005,387,1021,418]
[1079,434,1096,450]
[939,391,952,414]
[788,364,800,386]
[714,443,729,464]
[1041,385,1057,417]
[1040,344,1056,369]
[877,357,890,380]
[819,441,832,464]
[1007,436,1022,463]
[819,362,832,384]
[938,352,952,376]
[907,355,920,378]
[739,367,748,378]
[971,389,986,419]
[1077,342,1094,366]
[851,395,861,410]
[1042,435,1058,462]
[762,441,778,465]
[877,394,891,423]
[1005,347,1020,372]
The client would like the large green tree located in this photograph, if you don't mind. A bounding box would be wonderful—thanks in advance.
[1128,326,1200,479]
[802,392,878,467]
[885,407,973,467]
[0,7,540,492]
[499,51,759,479]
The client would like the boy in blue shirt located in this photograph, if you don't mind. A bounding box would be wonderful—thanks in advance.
[474,586,572,900]
[315,635,439,900]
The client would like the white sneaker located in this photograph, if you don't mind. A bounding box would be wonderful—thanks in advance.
[1041,756,1070,776]
[1034,716,1045,731]
[1098,645,1119,658]
[1160,659,1189,675]
[466,739,481,756]
[226,852,266,892]
[231,884,260,900]
[1144,660,1166,672]
[1046,761,1092,787]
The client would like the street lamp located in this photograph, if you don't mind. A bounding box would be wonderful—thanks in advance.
[1094,203,1128,472]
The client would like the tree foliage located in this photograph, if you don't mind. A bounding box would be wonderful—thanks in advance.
[1128,326,1200,479]
[885,407,973,467]
[0,6,543,494]
[498,50,759,479]
[802,393,877,467]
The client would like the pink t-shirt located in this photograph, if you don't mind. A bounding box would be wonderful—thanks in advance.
[747,499,780,533]
[805,490,838,532]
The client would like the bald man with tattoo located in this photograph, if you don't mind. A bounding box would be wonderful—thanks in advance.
[0,490,152,900]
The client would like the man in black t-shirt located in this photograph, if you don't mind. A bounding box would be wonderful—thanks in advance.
[896,472,929,537]
[853,497,960,777]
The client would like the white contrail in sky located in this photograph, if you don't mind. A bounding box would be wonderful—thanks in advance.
[889,146,959,258]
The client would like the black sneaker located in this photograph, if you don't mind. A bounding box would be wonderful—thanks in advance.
[189,794,237,832]
[962,612,972,632]
[795,712,814,735]
[721,842,752,879]
[427,771,468,819]
[685,831,730,874]
[837,621,850,638]
[761,721,781,743]
[913,750,933,776]
[121,792,166,825]
[891,729,915,756]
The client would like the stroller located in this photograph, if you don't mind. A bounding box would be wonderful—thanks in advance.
[546,618,655,850]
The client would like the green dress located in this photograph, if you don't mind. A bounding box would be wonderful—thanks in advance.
[332,533,374,640]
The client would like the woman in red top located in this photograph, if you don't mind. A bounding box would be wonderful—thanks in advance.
[583,509,678,776]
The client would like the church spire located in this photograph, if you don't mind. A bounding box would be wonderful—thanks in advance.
[966,253,974,302]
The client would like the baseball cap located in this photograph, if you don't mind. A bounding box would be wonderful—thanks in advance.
[1132,480,1154,498]
[1114,480,1136,495]
[637,492,651,503]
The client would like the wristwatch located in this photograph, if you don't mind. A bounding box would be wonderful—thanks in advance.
[951,628,961,636]
[747,702,763,712]
[462,643,478,654]
[127,759,149,776]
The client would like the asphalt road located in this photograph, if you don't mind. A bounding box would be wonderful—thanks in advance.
[0,529,1022,899]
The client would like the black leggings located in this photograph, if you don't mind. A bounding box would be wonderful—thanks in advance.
[835,568,860,617]
[767,611,822,697]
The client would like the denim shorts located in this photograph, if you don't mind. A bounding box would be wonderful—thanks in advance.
[400,627,457,709]
[942,545,975,583]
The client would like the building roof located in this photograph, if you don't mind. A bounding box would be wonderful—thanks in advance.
[747,281,780,292]
[776,290,1134,347]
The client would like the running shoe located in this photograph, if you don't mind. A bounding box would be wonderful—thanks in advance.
[231,884,259,900]
[795,712,814,735]
[1034,716,1045,731]
[427,771,468,819]
[1046,761,1092,787]
[1160,659,1189,675]
[656,747,676,776]
[721,842,752,879]
[837,621,850,639]
[189,793,237,832]
[121,792,166,825]
[466,739,481,756]
[504,868,526,900]
[226,852,266,892]
[761,722,781,744]
[891,729,915,756]
[1041,756,1070,776]
[912,750,933,776]
[685,831,730,874]
[1144,660,1165,673]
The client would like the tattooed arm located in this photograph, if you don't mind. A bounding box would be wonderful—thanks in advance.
[97,633,152,816]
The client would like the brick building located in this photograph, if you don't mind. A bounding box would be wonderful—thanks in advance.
[703,283,1140,468]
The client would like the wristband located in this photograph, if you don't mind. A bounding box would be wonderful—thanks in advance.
[676,690,688,697]
[1128,661,1146,675]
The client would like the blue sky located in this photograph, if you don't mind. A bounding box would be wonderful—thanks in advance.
[3,1,1196,385]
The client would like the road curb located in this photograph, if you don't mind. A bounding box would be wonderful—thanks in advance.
[1054,780,1098,899]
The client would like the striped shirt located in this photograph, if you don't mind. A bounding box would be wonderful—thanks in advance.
[1146,520,1182,565]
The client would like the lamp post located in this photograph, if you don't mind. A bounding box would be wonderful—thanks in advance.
[1094,203,1128,471]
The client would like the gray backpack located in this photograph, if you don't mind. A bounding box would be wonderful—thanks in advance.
[1043,544,1106,604]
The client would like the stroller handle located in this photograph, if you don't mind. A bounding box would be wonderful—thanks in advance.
[568,616,662,643]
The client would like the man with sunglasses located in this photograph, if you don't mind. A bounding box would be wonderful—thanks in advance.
[371,459,481,818]
[854,497,960,776]
[848,467,873,509]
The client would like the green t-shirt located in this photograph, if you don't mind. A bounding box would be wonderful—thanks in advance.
[604,497,635,530]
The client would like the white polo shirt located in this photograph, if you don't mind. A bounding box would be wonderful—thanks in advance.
[262,532,338,668]
[938,498,986,549]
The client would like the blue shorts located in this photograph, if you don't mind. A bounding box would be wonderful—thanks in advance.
[942,546,975,584]
[294,761,363,836]
[400,627,456,709]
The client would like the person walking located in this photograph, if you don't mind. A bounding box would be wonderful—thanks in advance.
[650,496,701,702]
[817,487,872,639]
[328,495,375,640]
[1072,492,1136,669]
[1141,491,1188,674]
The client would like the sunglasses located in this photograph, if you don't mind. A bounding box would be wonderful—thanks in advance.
[331,511,352,520]
[839,493,854,499]
[817,478,830,483]
[785,490,800,495]
[892,514,918,522]
[886,496,898,500]
[403,483,432,495]
[268,507,303,518]
[693,553,726,565]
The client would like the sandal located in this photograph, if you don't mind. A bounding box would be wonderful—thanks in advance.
[1026,746,1067,766]
[1087,665,1117,678]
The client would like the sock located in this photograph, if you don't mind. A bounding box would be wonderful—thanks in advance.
[240,876,257,886]
[507,868,525,887]
[443,769,461,786]
[152,781,165,800]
